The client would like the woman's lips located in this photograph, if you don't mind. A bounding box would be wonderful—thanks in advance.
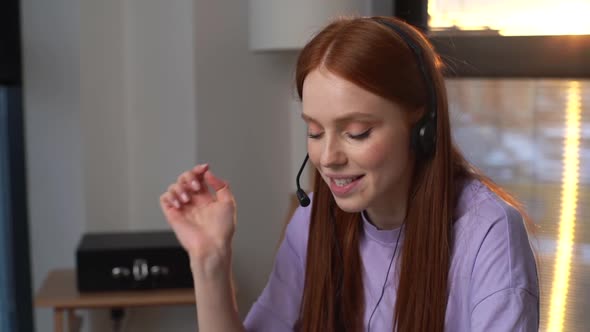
[328,175,364,196]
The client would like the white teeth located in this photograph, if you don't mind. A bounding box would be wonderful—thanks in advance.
[333,178,355,186]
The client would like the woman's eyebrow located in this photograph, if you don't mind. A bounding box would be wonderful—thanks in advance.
[301,112,378,124]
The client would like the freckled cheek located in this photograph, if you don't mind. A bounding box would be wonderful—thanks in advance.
[356,142,391,169]
[358,139,410,175]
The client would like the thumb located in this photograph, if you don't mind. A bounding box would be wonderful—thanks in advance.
[204,170,234,203]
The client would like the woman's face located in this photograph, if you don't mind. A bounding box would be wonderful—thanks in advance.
[302,69,415,216]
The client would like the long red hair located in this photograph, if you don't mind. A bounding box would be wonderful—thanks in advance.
[294,16,531,331]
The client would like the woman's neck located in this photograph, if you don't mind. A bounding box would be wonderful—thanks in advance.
[365,204,406,230]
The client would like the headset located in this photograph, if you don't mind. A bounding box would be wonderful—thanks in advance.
[295,17,438,208]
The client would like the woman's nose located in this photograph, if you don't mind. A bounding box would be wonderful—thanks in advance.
[320,138,346,168]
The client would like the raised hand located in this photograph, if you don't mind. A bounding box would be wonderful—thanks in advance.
[159,164,237,275]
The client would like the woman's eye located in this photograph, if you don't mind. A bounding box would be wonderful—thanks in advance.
[307,132,323,139]
[348,129,372,140]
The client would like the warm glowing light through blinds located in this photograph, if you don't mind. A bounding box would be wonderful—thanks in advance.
[428,0,590,36]
[547,81,581,332]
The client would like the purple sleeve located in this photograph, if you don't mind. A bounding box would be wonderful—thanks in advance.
[471,288,539,331]
[243,203,310,332]
[469,197,539,331]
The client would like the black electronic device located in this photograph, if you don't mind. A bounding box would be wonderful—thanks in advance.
[75,230,193,292]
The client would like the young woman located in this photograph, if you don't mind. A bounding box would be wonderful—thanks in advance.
[159,16,539,332]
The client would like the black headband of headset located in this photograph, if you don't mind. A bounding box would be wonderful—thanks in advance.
[372,18,437,123]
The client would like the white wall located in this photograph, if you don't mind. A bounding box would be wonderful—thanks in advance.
[21,0,86,329]
[193,0,296,319]
[121,0,198,232]
[80,0,199,234]
[79,1,199,330]
[79,0,130,234]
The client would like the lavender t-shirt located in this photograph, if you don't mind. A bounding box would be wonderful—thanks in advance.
[244,179,539,331]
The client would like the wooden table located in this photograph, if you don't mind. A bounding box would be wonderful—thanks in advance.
[35,269,196,332]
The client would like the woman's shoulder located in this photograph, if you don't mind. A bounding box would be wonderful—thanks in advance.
[452,178,538,298]
[454,178,525,231]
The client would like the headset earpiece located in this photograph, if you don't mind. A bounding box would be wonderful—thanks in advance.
[411,112,436,159]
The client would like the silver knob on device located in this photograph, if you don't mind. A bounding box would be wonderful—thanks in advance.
[150,265,169,276]
[111,267,130,278]
[132,259,149,281]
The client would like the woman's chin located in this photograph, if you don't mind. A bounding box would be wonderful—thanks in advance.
[332,195,368,213]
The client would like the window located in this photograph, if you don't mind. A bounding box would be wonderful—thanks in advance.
[429,0,590,36]
[447,78,590,332]
[394,1,590,331]
[424,0,590,78]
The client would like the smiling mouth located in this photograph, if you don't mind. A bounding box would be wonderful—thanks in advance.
[330,175,364,187]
